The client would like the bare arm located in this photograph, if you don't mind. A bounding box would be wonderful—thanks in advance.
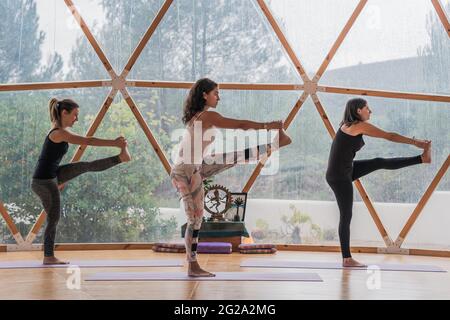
[356,122,426,148]
[50,129,125,148]
[201,111,282,130]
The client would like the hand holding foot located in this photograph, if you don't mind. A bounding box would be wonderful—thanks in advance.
[114,136,127,149]
[421,141,432,164]
[119,141,131,163]
[43,256,69,265]
[343,257,367,268]
[188,261,215,277]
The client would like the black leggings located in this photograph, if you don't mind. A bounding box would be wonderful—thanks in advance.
[31,156,121,257]
[326,156,422,258]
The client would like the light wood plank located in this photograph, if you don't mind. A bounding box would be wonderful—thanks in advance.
[0,81,106,92]
[318,85,450,103]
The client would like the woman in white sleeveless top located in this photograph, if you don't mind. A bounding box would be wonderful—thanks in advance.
[171,78,292,277]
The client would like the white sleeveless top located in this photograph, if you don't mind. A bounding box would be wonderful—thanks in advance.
[174,111,217,166]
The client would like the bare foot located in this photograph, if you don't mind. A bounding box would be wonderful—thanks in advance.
[43,256,69,265]
[421,141,431,164]
[343,258,367,268]
[119,143,131,163]
[188,261,215,277]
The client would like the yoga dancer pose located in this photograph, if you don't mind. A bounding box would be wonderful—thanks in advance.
[326,98,431,267]
[31,98,131,265]
[171,78,292,277]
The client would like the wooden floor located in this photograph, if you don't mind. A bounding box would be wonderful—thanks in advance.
[1,250,449,300]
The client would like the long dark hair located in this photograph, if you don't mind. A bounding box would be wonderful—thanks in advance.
[182,78,218,124]
[49,98,79,127]
[340,98,367,127]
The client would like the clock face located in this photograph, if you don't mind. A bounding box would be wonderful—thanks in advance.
[204,184,231,217]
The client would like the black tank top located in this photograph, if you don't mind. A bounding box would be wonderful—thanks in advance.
[32,128,69,179]
[326,127,365,181]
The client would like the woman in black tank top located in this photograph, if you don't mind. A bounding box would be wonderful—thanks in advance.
[326,98,431,267]
[31,98,131,265]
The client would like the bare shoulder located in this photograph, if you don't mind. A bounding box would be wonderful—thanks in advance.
[352,121,373,134]
[49,128,70,143]
[200,110,220,119]
[198,110,221,124]
[341,122,364,135]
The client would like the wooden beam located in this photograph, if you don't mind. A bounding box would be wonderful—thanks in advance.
[318,85,450,103]
[242,92,309,193]
[284,92,310,128]
[409,248,450,258]
[68,89,119,163]
[0,201,22,243]
[0,81,106,92]
[395,155,450,247]
[431,0,450,38]
[25,89,119,243]
[310,93,393,247]
[120,88,172,175]
[353,180,393,246]
[314,0,368,81]
[131,80,304,91]
[122,0,174,75]
[310,94,336,138]
[255,0,309,82]
[11,242,445,258]
[26,212,47,244]
[63,0,116,75]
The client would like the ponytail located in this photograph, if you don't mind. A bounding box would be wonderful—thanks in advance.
[49,98,60,125]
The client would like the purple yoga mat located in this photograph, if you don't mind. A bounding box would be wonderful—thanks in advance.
[240,259,446,273]
[0,259,184,269]
[85,271,323,282]
[197,242,232,254]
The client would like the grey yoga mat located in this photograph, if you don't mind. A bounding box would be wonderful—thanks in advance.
[0,259,184,269]
[240,259,446,273]
[85,271,323,282]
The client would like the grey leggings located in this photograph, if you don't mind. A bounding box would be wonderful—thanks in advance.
[31,156,121,257]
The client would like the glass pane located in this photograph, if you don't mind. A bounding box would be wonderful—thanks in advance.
[265,0,361,78]
[402,185,450,250]
[320,0,450,95]
[443,0,450,16]
[0,88,109,243]
[48,94,177,243]
[318,92,450,203]
[318,92,450,248]
[72,0,160,75]
[128,88,303,242]
[0,0,110,84]
[246,96,385,246]
[131,0,300,82]
[202,89,302,191]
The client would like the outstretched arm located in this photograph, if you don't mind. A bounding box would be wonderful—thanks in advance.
[50,129,126,148]
[357,122,428,148]
[201,111,283,131]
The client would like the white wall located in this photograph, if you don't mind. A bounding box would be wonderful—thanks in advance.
[159,191,450,249]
